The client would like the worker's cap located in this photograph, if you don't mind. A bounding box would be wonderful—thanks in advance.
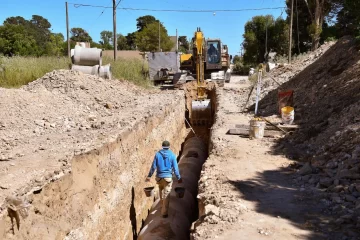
[162,140,170,149]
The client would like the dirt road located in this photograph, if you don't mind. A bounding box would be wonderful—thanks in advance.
[192,76,353,240]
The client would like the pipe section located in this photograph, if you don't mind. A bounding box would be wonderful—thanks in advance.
[99,64,112,79]
[71,64,100,76]
[72,47,102,66]
[138,137,207,240]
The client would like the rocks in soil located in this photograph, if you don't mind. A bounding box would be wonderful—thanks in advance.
[298,163,313,176]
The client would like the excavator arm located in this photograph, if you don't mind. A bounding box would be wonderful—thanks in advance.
[191,28,212,126]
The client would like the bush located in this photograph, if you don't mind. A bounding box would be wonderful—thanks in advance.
[233,62,251,75]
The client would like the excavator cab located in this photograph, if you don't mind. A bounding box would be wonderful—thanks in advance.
[206,41,221,64]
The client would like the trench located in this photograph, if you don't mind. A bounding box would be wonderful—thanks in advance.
[0,83,217,240]
[137,83,217,240]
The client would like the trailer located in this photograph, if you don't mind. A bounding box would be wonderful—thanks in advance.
[147,51,181,86]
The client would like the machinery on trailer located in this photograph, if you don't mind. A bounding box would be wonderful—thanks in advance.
[147,51,181,86]
[175,28,232,87]
[190,28,213,126]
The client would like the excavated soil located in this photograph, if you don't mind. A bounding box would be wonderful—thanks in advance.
[191,36,360,240]
[0,70,188,239]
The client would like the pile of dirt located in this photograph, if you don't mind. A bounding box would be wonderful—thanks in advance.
[256,36,360,231]
[246,40,335,109]
[0,69,180,211]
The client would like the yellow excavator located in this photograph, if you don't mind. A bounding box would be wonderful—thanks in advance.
[190,28,212,126]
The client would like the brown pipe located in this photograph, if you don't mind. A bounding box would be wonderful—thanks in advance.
[138,137,207,240]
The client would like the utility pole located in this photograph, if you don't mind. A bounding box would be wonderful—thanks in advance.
[265,20,268,62]
[296,0,300,54]
[158,20,161,51]
[288,0,294,64]
[113,0,117,60]
[176,29,178,51]
[66,2,70,58]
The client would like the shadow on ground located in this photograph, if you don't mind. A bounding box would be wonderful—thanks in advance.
[228,166,360,240]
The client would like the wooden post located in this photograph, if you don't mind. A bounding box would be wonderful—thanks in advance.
[176,29,178,51]
[66,2,70,58]
[113,0,117,60]
[158,20,161,51]
[288,0,294,64]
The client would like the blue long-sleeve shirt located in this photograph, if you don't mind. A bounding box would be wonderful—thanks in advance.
[147,149,181,180]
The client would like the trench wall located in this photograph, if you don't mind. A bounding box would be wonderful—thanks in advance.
[0,92,186,240]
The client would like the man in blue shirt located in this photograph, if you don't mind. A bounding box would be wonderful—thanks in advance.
[146,140,182,218]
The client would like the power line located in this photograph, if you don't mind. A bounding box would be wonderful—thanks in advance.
[68,3,285,12]
[115,0,123,8]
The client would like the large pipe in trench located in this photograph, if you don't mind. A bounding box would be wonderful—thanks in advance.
[138,137,207,240]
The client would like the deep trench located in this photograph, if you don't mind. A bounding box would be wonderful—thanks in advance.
[137,86,216,240]
[0,85,216,240]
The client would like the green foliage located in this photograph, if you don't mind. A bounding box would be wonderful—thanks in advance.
[0,15,64,56]
[232,55,241,64]
[70,27,92,43]
[135,22,174,52]
[45,33,65,56]
[125,32,137,50]
[0,56,70,87]
[335,0,360,37]
[117,34,129,50]
[242,15,289,65]
[100,30,113,50]
[136,15,157,32]
[178,36,189,53]
[0,24,39,56]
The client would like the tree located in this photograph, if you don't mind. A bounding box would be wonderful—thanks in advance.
[100,30,113,50]
[136,15,156,31]
[126,32,137,50]
[45,33,64,56]
[297,0,335,50]
[4,16,27,25]
[178,36,190,53]
[334,0,360,37]
[117,34,129,50]
[286,0,313,53]
[70,27,92,43]
[0,24,39,56]
[135,22,174,52]
[30,15,51,30]
[232,55,241,64]
[242,15,289,65]
[28,15,52,55]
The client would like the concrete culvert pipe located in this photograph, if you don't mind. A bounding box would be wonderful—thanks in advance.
[138,137,207,240]
[73,47,102,66]
[99,64,112,79]
[71,64,99,76]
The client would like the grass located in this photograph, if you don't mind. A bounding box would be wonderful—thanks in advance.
[103,56,150,88]
[0,55,150,88]
[0,56,70,88]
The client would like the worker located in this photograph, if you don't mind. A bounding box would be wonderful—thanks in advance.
[146,140,182,218]
[208,43,218,55]
[207,43,219,63]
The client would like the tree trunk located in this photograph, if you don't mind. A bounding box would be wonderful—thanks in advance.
[310,0,325,51]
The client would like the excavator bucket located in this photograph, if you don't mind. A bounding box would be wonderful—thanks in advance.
[191,99,212,126]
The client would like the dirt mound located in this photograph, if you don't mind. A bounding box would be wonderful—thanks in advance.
[246,40,335,109]
[256,36,360,230]
[0,69,178,211]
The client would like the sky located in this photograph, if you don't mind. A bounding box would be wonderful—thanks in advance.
[0,0,286,56]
